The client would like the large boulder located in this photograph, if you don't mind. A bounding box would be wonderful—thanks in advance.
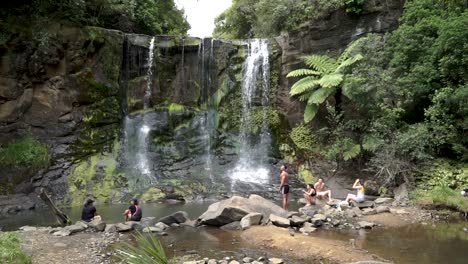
[140,217,158,228]
[198,195,288,226]
[88,219,106,232]
[289,215,308,226]
[375,197,394,204]
[158,211,190,225]
[363,180,380,196]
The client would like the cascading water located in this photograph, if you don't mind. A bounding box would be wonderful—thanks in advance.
[123,37,157,186]
[230,39,271,188]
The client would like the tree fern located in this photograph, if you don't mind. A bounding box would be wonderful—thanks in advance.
[303,55,336,74]
[308,87,336,105]
[343,143,361,161]
[336,54,363,73]
[290,76,319,96]
[286,69,321,78]
[337,38,365,64]
[304,104,318,123]
[317,73,343,88]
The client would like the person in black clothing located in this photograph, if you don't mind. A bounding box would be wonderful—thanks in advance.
[302,184,317,206]
[123,198,142,222]
[81,199,100,222]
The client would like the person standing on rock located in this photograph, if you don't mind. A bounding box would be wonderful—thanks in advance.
[81,199,101,222]
[279,165,289,210]
[314,178,333,203]
[123,198,142,222]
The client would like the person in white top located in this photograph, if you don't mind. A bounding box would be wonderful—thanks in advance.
[345,179,365,203]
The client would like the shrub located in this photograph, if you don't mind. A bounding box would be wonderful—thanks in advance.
[0,135,49,169]
[116,232,172,264]
[0,232,31,264]
[413,186,468,213]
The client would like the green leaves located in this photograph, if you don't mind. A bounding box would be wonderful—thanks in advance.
[304,104,319,123]
[303,55,337,74]
[290,76,319,96]
[286,69,321,78]
[307,87,336,105]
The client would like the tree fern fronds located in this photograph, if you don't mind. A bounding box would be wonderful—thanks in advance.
[302,55,336,73]
[290,76,319,96]
[307,87,336,105]
[287,69,321,78]
[304,104,319,123]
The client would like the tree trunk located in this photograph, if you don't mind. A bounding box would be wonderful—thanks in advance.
[39,189,70,226]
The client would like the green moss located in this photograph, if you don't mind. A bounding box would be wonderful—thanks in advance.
[0,232,31,264]
[168,103,186,114]
[141,187,165,202]
[0,135,48,169]
[297,164,316,184]
[67,141,127,205]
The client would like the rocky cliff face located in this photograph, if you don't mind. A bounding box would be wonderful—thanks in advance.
[275,0,405,125]
[0,0,405,217]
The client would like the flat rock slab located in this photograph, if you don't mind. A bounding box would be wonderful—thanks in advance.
[358,221,376,229]
[376,206,390,214]
[269,258,284,264]
[290,215,308,226]
[375,197,394,204]
[269,214,290,228]
[115,223,133,232]
[353,201,375,209]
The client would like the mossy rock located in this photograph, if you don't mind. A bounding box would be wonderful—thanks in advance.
[297,164,316,184]
[141,187,165,203]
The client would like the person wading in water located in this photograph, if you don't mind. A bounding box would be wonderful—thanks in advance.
[279,165,289,210]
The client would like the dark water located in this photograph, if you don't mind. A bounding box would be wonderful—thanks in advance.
[0,202,213,231]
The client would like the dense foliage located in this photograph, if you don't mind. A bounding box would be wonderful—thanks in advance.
[0,135,49,169]
[213,0,346,38]
[289,0,468,186]
[0,0,189,41]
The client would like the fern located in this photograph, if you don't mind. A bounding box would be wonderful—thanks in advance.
[343,143,361,161]
[307,87,336,105]
[336,54,363,73]
[317,73,343,88]
[337,38,365,64]
[287,69,321,78]
[290,76,319,96]
[304,104,318,123]
[303,55,336,74]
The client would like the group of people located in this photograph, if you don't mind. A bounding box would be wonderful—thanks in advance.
[81,198,142,223]
[279,165,365,210]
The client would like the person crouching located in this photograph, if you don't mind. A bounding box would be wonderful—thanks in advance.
[123,198,142,222]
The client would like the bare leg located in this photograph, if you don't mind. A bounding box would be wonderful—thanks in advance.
[283,194,288,211]
[325,190,332,202]
[345,194,357,203]
[303,193,312,206]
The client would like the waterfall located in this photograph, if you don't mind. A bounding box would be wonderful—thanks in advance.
[123,37,156,187]
[230,39,271,187]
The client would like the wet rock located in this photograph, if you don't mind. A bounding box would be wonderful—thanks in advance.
[65,222,87,234]
[358,221,376,229]
[290,215,307,226]
[269,214,290,228]
[268,258,284,264]
[243,257,254,263]
[104,224,117,233]
[362,208,377,215]
[53,229,72,236]
[115,223,133,232]
[19,226,37,231]
[140,217,158,228]
[376,205,390,214]
[88,219,106,232]
[375,197,394,204]
[299,223,317,234]
[158,211,190,225]
[198,195,288,226]
[143,226,163,233]
[220,221,242,231]
[240,213,263,230]
[155,222,169,230]
[287,211,301,218]
[127,221,144,231]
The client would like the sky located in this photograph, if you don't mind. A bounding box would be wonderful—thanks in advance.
[175,0,232,37]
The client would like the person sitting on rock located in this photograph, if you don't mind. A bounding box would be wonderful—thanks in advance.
[302,184,317,206]
[81,199,101,222]
[345,179,365,204]
[123,198,142,222]
[314,178,333,203]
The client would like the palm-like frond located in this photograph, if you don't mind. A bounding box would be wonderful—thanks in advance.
[298,92,312,102]
[304,104,318,123]
[317,73,343,88]
[307,87,336,105]
[336,54,363,73]
[116,232,171,264]
[343,143,361,161]
[290,76,319,96]
[286,69,321,78]
[337,38,365,64]
[302,55,336,74]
